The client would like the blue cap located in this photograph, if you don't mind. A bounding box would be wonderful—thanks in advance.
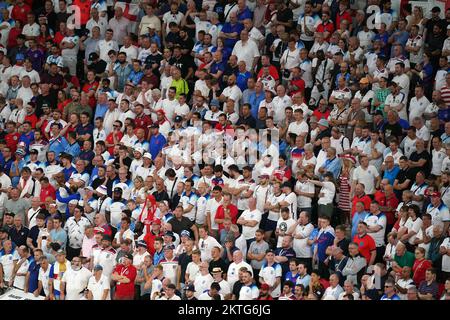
[16,53,25,61]
[210,99,220,107]
[180,230,191,238]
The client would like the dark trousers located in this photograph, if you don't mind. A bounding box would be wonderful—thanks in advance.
[66,246,81,261]
[375,246,386,264]
[318,261,330,279]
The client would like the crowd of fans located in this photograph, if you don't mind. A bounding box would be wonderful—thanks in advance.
[0,0,448,301]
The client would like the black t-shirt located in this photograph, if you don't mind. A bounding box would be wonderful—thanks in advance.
[145,53,163,71]
[169,55,194,79]
[88,60,107,75]
[382,122,403,141]
[236,115,256,129]
[169,216,194,236]
[153,190,170,203]
[409,150,431,177]
[35,93,57,117]
[178,251,192,284]
[179,35,195,50]
[28,225,41,248]
[9,226,29,247]
[232,280,244,299]
[277,8,293,31]
[209,257,228,274]
[395,167,414,188]
[337,238,350,256]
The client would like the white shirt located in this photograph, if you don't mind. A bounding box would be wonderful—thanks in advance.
[440,237,450,272]
[260,262,282,298]
[318,181,336,205]
[61,267,92,300]
[193,273,214,298]
[240,209,262,240]
[364,213,387,247]
[199,236,222,263]
[38,266,51,296]
[227,260,253,289]
[87,274,111,300]
[352,165,380,195]
[292,223,314,258]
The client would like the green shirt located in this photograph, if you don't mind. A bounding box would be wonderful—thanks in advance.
[394,251,415,268]
[170,78,189,98]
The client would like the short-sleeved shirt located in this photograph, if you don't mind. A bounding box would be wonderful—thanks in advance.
[353,233,376,264]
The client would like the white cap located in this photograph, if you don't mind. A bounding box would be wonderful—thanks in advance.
[96,185,108,196]
[143,152,152,160]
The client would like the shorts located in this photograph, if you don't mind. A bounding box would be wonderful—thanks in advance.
[264,219,278,232]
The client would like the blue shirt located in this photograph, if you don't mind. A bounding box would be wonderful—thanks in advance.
[383,165,400,185]
[153,250,164,266]
[380,293,401,300]
[27,259,39,293]
[351,211,369,239]
[127,69,144,86]
[221,22,244,48]
[48,136,69,160]
[49,228,67,249]
[62,165,76,181]
[64,142,81,159]
[248,91,265,119]
[236,71,251,91]
[149,134,166,160]
[19,132,35,153]
[321,157,341,180]
[317,228,335,262]
[237,7,253,21]
[94,103,108,119]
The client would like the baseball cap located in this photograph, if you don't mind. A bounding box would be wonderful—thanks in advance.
[84,186,94,191]
[16,53,25,61]
[430,191,441,198]
[136,240,148,248]
[113,186,123,193]
[89,52,99,61]
[259,174,270,179]
[16,149,26,156]
[210,99,220,107]
[148,23,156,29]
[124,253,133,260]
[150,123,159,129]
[68,199,78,205]
[94,264,103,271]
[96,185,108,196]
[164,231,176,241]
[180,230,191,238]
[185,283,196,292]
[260,283,270,290]
[318,119,329,128]
[56,249,66,256]
[163,244,175,251]
[155,109,165,115]
[29,149,39,155]
[152,218,161,225]
[0,226,10,233]
[134,147,144,155]
[174,115,183,123]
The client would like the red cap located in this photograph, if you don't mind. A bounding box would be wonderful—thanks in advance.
[156,109,165,115]
[152,218,162,225]
[430,192,441,198]
[260,283,270,290]
[94,227,105,234]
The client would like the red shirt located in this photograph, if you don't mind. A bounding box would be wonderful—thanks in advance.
[316,22,335,42]
[24,114,38,129]
[134,114,152,137]
[257,65,280,81]
[289,78,305,96]
[273,166,292,182]
[64,124,77,139]
[72,0,92,25]
[352,233,376,264]
[7,27,23,48]
[215,204,238,232]
[351,194,372,218]
[40,184,56,202]
[11,4,31,25]
[106,131,123,155]
[143,230,163,255]
[412,258,432,286]
[312,109,331,120]
[336,10,352,28]
[113,264,137,298]
[54,32,65,45]
[5,132,21,154]
[82,81,99,109]
[374,191,399,225]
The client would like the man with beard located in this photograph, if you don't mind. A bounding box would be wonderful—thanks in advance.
[60,255,92,300]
